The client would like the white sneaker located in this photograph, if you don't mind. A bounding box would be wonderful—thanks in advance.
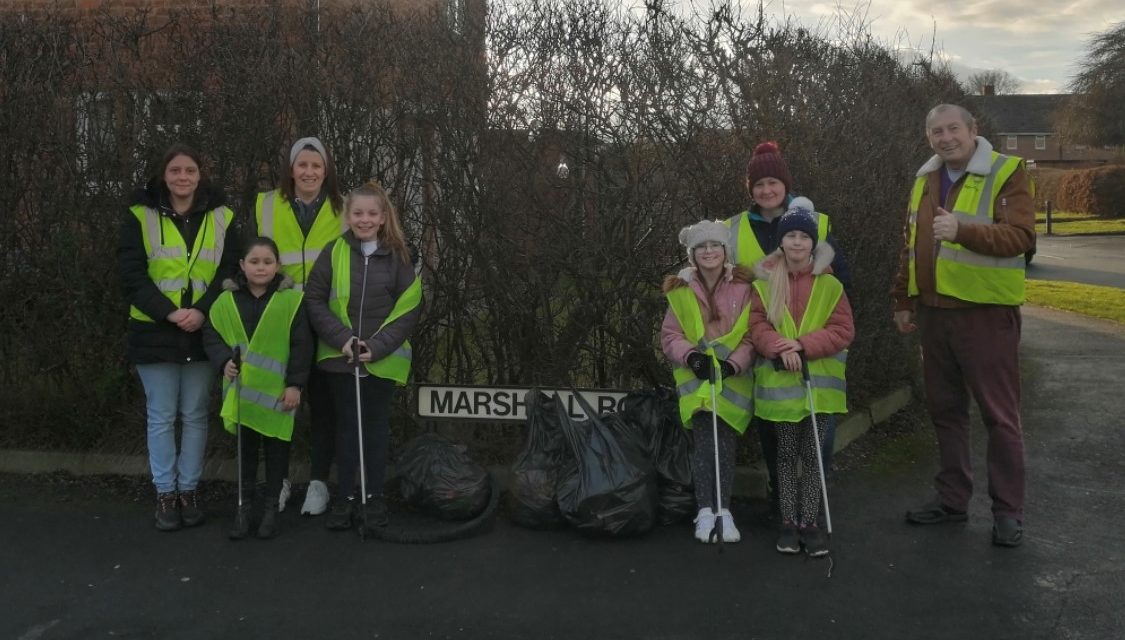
[694,508,716,543]
[278,478,292,512]
[300,479,330,516]
[717,509,741,543]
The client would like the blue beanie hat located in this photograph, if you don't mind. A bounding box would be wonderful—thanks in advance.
[776,197,818,248]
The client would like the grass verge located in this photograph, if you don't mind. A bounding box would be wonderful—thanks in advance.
[1035,211,1125,235]
[1025,280,1125,324]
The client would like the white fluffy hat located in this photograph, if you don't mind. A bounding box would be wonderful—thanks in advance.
[678,220,731,265]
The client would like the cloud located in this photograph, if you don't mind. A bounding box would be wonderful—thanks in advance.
[741,0,1120,92]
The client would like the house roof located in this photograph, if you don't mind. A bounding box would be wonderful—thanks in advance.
[969,94,1070,135]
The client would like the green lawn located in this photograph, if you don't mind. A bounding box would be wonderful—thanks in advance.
[1026,280,1125,324]
[1035,211,1125,235]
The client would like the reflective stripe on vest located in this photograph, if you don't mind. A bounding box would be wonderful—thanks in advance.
[315,238,422,385]
[907,152,1026,305]
[208,288,303,441]
[128,205,233,322]
[256,190,345,290]
[725,210,831,269]
[665,286,755,434]
[751,275,848,422]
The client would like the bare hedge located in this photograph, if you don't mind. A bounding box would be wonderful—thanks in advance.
[0,0,960,459]
[1056,166,1125,217]
[1031,168,1065,212]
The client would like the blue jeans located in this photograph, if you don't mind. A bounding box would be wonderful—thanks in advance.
[136,362,213,494]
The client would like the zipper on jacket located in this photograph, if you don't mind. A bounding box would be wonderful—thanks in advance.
[357,253,370,344]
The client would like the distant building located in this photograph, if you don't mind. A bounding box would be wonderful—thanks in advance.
[970,93,1120,167]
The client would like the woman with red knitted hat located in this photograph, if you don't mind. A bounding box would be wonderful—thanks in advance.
[724,141,851,520]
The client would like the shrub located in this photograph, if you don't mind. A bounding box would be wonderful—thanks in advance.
[1031,167,1066,211]
[1056,165,1125,217]
[0,0,960,456]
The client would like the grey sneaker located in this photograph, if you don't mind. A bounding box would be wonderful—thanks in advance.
[776,521,800,554]
[801,524,830,558]
[992,516,1023,547]
[301,479,330,516]
[278,478,292,513]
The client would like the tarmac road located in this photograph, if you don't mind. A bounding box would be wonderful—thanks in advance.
[1028,234,1125,289]
[1,305,1123,640]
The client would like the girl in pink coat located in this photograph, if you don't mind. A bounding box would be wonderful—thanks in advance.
[661,220,756,543]
[750,201,854,558]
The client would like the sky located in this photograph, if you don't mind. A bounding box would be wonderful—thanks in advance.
[735,0,1123,93]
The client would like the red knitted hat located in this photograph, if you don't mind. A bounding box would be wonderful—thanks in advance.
[745,141,793,192]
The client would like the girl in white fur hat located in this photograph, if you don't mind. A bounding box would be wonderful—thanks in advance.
[661,220,756,543]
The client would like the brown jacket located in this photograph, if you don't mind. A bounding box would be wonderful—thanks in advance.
[891,137,1035,311]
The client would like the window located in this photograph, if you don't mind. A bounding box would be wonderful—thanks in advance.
[1005,136,1017,150]
[1035,136,1047,150]
[76,92,119,175]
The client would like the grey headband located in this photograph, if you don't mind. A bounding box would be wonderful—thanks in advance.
[289,137,327,166]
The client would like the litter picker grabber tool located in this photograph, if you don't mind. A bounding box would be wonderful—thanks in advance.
[231,346,251,538]
[353,336,369,541]
[707,354,725,551]
[800,356,833,535]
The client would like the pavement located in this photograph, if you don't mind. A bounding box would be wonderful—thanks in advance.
[1028,234,1125,289]
[2,305,1124,639]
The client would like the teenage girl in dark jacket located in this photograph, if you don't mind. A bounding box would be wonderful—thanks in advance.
[304,180,421,535]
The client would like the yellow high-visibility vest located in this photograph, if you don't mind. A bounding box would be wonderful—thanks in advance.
[665,286,755,434]
[907,152,1025,305]
[724,210,830,268]
[752,275,847,422]
[315,238,421,385]
[255,190,344,290]
[128,205,233,322]
[209,289,303,440]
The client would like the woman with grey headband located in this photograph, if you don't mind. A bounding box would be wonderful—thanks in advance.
[254,137,345,516]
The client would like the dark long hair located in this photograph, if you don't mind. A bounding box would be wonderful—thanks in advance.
[145,143,206,207]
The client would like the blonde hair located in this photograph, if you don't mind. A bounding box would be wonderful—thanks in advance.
[345,180,409,264]
[764,248,791,329]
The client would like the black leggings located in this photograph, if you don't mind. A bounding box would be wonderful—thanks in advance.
[690,413,738,511]
[237,427,290,502]
[328,372,395,500]
[774,416,829,526]
[759,414,836,500]
[306,368,337,481]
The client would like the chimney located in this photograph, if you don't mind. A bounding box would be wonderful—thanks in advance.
[984,84,996,96]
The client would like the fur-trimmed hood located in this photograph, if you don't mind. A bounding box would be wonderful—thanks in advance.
[916,136,995,177]
[753,242,836,281]
[222,272,296,293]
[662,264,753,294]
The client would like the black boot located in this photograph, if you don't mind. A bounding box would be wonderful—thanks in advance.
[228,492,253,540]
[257,500,280,539]
[225,501,252,537]
[325,498,354,531]
[155,492,181,532]
[356,495,389,538]
[178,489,206,527]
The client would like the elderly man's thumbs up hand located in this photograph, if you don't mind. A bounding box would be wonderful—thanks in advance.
[933,207,959,242]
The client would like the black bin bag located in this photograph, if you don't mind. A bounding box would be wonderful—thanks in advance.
[507,390,569,529]
[397,432,492,521]
[555,392,658,537]
[614,389,694,524]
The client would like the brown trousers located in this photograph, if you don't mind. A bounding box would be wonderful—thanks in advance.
[919,305,1025,520]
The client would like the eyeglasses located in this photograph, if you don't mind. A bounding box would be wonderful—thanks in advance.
[695,242,724,252]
